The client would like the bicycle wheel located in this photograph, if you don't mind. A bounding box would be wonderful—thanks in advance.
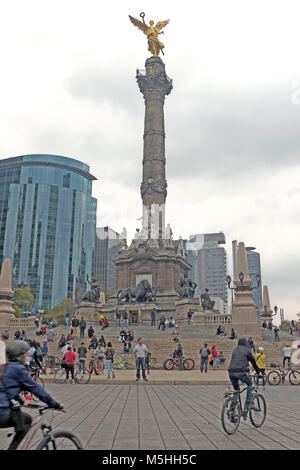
[75,368,91,384]
[221,396,241,435]
[267,370,281,386]
[289,370,300,385]
[249,393,266,428]
[35,431,83,450]
[94,360,101,375]
[54,368,67,384]
[88,360,93,374]
[163,359,175,370]
[183,358,195,370]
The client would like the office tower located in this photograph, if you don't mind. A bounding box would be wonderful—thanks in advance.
[187,232,228,313]
[94,227,122,294]
[232,241,263,320]
[0,154,97,309]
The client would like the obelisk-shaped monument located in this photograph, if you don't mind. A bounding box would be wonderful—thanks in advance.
[231,242,261,337]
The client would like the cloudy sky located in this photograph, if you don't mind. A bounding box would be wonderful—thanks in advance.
[1,0,300,320]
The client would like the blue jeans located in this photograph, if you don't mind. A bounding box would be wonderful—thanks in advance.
[65,318,69,326]
[106,359,115,378]
[79,359,86,371]
[212,357,219,369]
[116,318,121,327]
[136,358,146,380]
[274,333,279,342]
[200,357,208,372]
[229,371,253,405]
[187,318,191,325]
[124,318,128,327]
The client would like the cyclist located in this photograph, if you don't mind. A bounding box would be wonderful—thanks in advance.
[0,341,63,450]
[25,340,43,372]
[228,338,261,413]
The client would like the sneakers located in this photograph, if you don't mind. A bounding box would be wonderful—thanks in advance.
[112,375,116,379]
[143,377,148,382]
[136,378,139,382]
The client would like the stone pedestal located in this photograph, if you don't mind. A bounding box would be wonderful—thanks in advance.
[231,291,261,337]
[174,298,199,322]
[76,302,104,325]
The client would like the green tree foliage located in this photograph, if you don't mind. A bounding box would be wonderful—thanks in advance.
[13,286,34,318]
[280,320,290,332]
[41,298,76,325]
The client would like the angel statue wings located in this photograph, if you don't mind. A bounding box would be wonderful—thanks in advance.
[129,12,170,56]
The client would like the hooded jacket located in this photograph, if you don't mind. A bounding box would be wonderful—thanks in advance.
[228,338,260,374]
[0,361,59,419]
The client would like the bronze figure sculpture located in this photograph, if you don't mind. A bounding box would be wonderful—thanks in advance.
[129,12,169,56]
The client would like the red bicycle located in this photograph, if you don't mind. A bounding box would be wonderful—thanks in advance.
[163,354,195,371]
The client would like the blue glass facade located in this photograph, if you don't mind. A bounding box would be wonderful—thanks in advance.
[0,154,97,309]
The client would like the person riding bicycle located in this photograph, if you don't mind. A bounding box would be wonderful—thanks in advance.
[0,341,64,450]
[25,340,44,372]
[228,338,261,413]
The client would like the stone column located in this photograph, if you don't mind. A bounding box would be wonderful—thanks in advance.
[231,242,261,337]
[137,56,173,239]
[260,285,273,323]
[0,259,15,315]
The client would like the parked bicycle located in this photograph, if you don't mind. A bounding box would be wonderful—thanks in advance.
[11,402,83,450]
[41,355,61,375]
[221,377,266,435]
[54,363,90,384]
[267,363,300,385]
[163,354,195,371]
[88,353,102,375]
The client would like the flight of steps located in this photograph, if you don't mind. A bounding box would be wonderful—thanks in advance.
[2,324,299,371]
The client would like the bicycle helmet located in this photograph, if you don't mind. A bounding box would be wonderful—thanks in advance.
[6,340,29,361]
[258,346,264,352]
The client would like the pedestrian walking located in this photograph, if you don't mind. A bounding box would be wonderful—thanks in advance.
[72,316,79,337]
[95,344,105,374]
[254,346,266,388]
[283,344,292,367]
[116,310,121,328]
[62,346,76,384]
[200,343,211,373]
[41,340,48,368]
[79,317,86,338]
[274,325,280,342]
[65,310,70,327]
[134,338,148,382]
[151,308,156,327]
[211,345,219,369]
[122,311,129,328]
[158,314,166,331]
[145,350,151,375]
[104,342,115,379]
[187,310,193,326]
[77,342,87,373]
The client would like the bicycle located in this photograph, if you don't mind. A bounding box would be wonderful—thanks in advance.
[163,354,195,371]
[221,377,266,435]
[21,366,45,402]
[267,363,300,385]
[41,355,61,375]
[12,403,83,450]
[88,353,102,375]
[54,363,91,384]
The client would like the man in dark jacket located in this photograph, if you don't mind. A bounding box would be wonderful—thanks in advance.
[228,338,261,410]
[79,317,86,338]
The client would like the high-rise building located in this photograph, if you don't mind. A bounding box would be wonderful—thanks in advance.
[232,241,263,320]
[94,227,122,294]
[0,154,97,309]
[187,232,228,313]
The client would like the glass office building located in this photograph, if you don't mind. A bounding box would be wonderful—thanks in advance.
[0,154,97,309]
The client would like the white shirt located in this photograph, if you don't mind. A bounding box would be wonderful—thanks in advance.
[0,340,5,365]
[283,347,291,357]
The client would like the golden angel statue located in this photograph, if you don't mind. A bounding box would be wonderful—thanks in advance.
[129,12,170,56]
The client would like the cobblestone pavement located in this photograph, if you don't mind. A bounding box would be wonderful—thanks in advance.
[1,384,300,450]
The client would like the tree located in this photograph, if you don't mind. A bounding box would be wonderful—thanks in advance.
[280,320,290,333]
[13,286,34,318]
[41,298,76,325]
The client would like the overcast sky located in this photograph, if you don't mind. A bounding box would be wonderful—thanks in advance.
[1,0,300,320]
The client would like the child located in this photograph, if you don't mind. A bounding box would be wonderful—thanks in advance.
[218,351,226,364]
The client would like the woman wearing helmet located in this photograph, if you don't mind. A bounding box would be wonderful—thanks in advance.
[0,341,63,450]
[254,346,266,388]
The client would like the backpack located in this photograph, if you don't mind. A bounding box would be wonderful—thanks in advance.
[200,347,209,358]
[106,348,114,360]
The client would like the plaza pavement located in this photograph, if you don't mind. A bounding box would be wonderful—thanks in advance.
[0,383,300,450]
